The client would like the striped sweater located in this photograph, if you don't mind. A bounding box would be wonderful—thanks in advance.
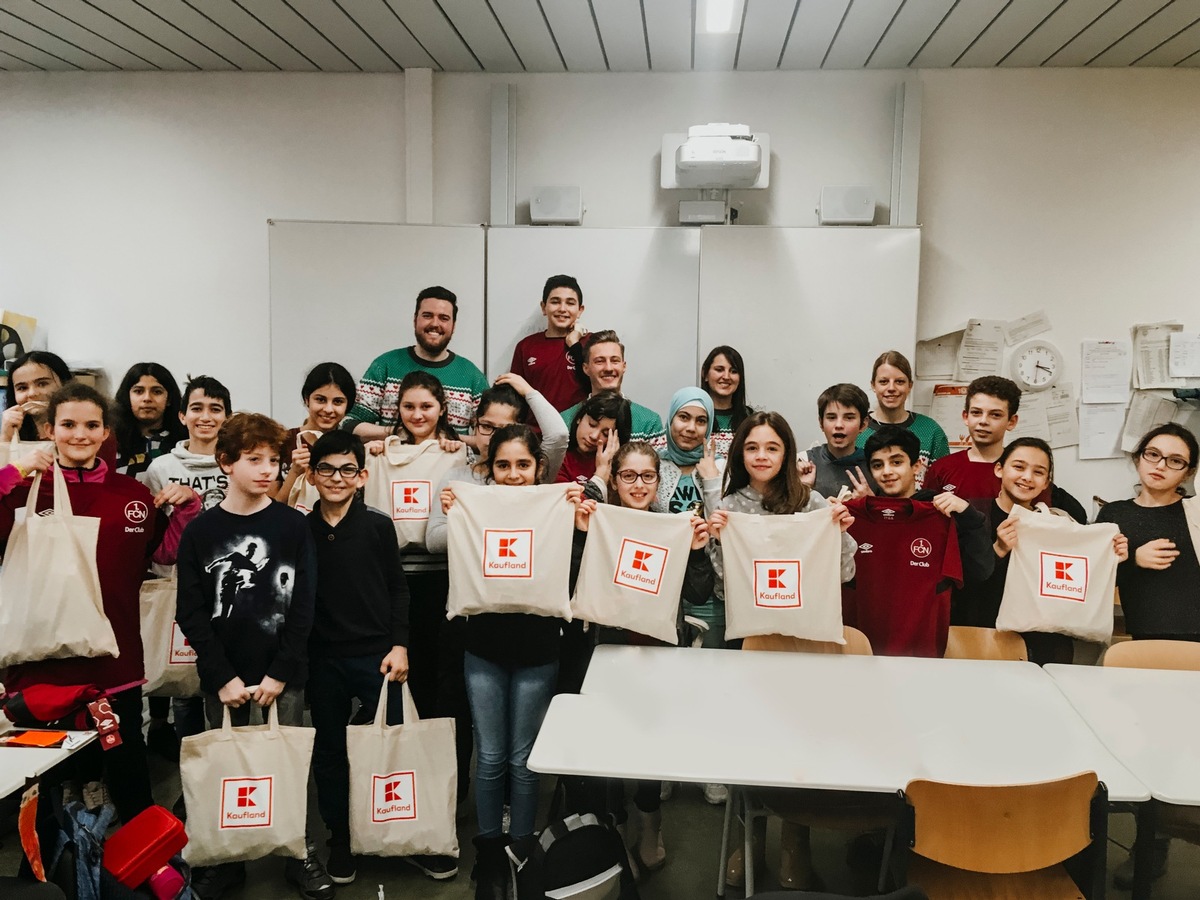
[344,346,489,433]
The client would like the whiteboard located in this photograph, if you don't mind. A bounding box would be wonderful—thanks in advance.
[486,227,701,423]
[268,222,485,421]
[698,227,921,448]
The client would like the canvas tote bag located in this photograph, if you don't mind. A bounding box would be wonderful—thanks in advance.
[446,481,574,619]
[1183,496,1200,558]
[180,702,314,866]
[571,504,695,645]
[363,437,467,549]
[285,430,323,515]
[347,680,459,858]
[720,508,845,642]
[996,503,1120,643]
[0,465,117,668]
[0,434,52,467]
[140,576,201,698]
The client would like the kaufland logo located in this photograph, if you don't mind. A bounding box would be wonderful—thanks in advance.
[168,623,197,666]
[613,538,670,595]
[220,777,273,829]
[753,560,802,608]
[372,772,417,823]
[483,529,534,578]
[391,480,431,521]
[1039,552,1088,601]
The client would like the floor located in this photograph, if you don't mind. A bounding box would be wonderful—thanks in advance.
[4,750,1200,899]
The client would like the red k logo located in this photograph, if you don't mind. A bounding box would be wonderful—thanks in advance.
[384,781,404,802]
[631,549,653,572]
[484,529,534,578]
[767,568,787,589]
[753,560,802,608]
[499,537,518,557]
[1039,552,1088,602]
[221,777,272,828]
[403,486,420,504]
[1055,561,1073,580]
[236,786,256,807]
[614,539,669,594]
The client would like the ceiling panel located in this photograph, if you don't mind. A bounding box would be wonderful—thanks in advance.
[778,0,849,69]
[909,0,1009,67]
[0,45,44,68]
[735,0,796,70]
[491,0,565,71]
[34,0,197,69]
[287,0,400,70]
[0,30,77,68]
[824,0,903,69]
[1046,0,1172,65]
[592,0,647,71]
[186,0,318,70]
[1090,0,1200,65]
[1000,0,1116,67]
[437,0,522,71]
[96,0,241,70]
[3,0,154,68]
[867,0,956,68]
[335,0,438,69]
[0,5,118,69]
[384,0,479,70]
[230,0,358,70]
[540,0,605,71]
[643,0,691,71]
[1135,15,1200,65]
[955,0,1064,67]
[145,0,278,70]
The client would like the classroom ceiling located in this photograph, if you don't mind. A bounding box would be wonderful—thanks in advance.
[1,0,1198,73]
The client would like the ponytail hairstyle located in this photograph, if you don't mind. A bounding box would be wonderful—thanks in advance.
[722,410,810,514]
[394,371,458,442]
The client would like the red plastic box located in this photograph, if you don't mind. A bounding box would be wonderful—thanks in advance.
[102,805,188,888]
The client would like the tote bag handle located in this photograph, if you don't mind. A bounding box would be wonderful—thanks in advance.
[25,461,75,520]
[218,694,282,740]
[371,678,420,730]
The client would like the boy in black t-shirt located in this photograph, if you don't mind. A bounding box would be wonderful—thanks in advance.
[304,430,415,885]
[175,413,332,900]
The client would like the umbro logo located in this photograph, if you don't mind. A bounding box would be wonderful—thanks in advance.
[858,542,873,554]
[942,483,957,492]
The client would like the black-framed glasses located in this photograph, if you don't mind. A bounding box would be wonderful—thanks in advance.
[616,470,659,485]
[1140,448,1191,471]
[313,463,362,479]
[475,422,500,436]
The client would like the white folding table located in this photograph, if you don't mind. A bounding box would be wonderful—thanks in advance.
[0,732,97,804]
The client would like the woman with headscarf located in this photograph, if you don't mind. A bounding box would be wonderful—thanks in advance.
[654,387,721,515]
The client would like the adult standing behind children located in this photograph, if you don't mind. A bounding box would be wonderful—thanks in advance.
[112,362,188,477]
[560,330,666,450]
[855,351,949,478]
[509,274,589,412]
[700,346,753,460]
[343,285,489,439]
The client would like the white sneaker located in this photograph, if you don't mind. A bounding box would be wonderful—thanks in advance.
[703,783,728,805]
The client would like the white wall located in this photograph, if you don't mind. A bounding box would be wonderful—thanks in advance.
[0,73,405,413]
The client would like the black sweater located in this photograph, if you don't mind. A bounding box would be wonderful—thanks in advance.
[308,499,411,657]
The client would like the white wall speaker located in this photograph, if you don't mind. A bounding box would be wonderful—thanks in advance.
[530,186,584,225]
[818,186,876,225]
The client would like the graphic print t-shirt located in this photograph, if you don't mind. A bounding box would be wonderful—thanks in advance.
[175,502,316,694]
[844,496,963,658]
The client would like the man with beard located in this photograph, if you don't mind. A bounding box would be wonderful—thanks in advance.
[344,286,488,439]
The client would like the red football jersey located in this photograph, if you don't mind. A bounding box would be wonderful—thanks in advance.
[844,496,963,658]
[511,332,587,413]
[923,449,1051,506]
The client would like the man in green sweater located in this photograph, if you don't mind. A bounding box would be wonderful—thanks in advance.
[560,329,666,450]
[344,286,489,439]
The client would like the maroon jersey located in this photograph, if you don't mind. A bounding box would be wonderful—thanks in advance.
[924,449,1051,506]
[844,496,962,658]
[511,332,587,413]
[554,448,596,487]
[0,468,165,691]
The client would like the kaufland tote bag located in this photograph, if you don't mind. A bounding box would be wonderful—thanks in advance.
[347,680,458,858]
[1183,496,1200,558]
[446,481,574,619]
[0,434,52,467]
[140,577,201,698]
[363,437,467,550]
[571,504,695,645]
[180,702,314,866]
[0,465,117,668]
[996,504,1120,643]
[720,508,845,643]
[285,430,323,515]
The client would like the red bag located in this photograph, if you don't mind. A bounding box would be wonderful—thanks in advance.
[103,805,187,887]
[1,683,103,729]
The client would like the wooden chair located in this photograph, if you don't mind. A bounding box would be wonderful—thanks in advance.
[721,628,902,897]
[901,772,1106,899]
[1102,639,1200,671]
[943,626,1028,662]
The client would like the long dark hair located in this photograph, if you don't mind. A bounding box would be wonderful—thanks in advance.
[567,390,631,454]
[113,362,187,460]
[394,371,458,442]
[722,410,811,514]
[701,345,752,433]
[485,424,544,482]
[6,351,72,441]
[301,362,356,408]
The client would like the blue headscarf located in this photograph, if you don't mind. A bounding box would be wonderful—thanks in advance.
[662,387,715,467]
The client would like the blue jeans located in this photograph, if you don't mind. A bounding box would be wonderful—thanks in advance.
[463,652,557,839]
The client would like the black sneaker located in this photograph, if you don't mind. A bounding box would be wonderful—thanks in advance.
[326,838,357,885]
[146,723,181,762]
[404,853,459,880]
[192,862,246,900]
[285,841,335,899]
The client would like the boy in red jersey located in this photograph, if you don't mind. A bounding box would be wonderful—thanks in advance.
[509,274,589,412]
[923,376,1022,500]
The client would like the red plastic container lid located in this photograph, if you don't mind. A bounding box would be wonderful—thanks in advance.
[103,805,188,888]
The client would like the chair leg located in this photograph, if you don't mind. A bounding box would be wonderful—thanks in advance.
[877,823,896,893]
[744,791,756,898]
[1132,800,1157,900]
[717,786,735,898]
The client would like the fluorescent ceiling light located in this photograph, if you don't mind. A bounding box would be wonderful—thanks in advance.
[703,0,739,33]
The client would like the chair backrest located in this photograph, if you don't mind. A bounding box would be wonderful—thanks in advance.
[1103,639,1200,671]
[943,626,1027,662]
[742,626,873,656]
[904,772,1098,874]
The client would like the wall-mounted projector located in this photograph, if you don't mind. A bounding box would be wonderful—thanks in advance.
[661,124,770,190]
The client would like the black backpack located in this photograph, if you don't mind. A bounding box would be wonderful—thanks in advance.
[507,811,640,900]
